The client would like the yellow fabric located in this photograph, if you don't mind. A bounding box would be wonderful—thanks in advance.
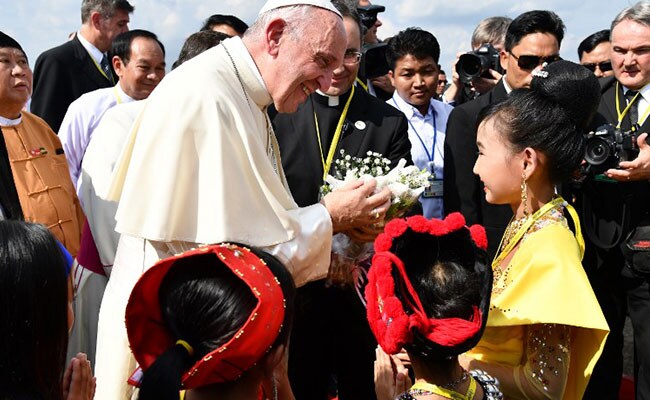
[2,112,85,256]
[467,217,609,400]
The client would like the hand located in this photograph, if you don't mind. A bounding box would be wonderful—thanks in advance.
[374,346,412,400]
[443,52,464,104]
[471,68,502,95]
[321,179,392,233]
[394,348,412,369]
[345,223,385,243]
[62,353,96,400]
[370,74,395,95]
[606,133,650,181]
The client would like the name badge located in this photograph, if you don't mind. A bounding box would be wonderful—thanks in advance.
[423,176,443,198]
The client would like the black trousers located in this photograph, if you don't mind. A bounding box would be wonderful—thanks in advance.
[288,280,377,400]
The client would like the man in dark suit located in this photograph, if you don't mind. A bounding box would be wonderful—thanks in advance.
[272,2,410,399]
[577,4,650,398]
[31,0,134,132]
[443,10,565,260]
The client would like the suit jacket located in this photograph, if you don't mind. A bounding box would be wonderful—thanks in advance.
[272,87,412,207]
[31,36,114,132]
[443,79,512,260]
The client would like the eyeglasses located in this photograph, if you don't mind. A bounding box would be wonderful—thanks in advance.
[438,80,448,85]
[509,52,561,70]
[582,61,613,73]
[343,50,362,65]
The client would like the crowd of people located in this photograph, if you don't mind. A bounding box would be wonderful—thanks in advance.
[1,0,650,399]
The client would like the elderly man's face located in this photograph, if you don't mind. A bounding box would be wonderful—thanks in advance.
[326,17,362,96]
[114,37,166,100]
[273,10,346,113]
[612,19,650,91]
[0,47,32,117]
[97,9,130,52]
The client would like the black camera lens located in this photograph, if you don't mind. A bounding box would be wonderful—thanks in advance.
[584,137,612,165]
[457,54,484,83]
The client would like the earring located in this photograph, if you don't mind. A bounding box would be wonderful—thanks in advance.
[520,172,529,218]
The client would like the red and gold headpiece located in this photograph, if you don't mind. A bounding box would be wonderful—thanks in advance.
[126,243,285,388]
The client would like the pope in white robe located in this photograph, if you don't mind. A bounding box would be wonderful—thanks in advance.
[93,1,392,398]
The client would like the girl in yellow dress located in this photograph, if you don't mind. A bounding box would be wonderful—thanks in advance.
[463,60,609,399]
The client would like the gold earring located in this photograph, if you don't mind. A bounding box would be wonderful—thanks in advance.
[521,172,529,218]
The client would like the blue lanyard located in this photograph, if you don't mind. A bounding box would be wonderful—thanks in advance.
[392,99,437,164]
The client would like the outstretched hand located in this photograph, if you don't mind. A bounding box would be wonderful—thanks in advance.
[62,353,95,400]
[321,179,391,233]
[607,133,650,181]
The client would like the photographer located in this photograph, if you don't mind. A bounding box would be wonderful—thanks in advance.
[578,3,650,399]
[443,16,511,106]
[443,10,565,260]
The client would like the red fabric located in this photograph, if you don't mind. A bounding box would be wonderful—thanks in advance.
[126,244,285,389]
[366,213,485,354]
[76,220,105,276]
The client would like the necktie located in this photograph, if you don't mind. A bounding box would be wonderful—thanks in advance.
[100,54,114,84]
[625,90,639,128]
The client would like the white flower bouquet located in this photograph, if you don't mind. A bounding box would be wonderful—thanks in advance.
[323,150,431,288]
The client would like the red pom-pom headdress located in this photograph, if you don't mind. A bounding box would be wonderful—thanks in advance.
[365,213,489,355]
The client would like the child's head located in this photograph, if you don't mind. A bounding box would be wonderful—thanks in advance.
[127,244,296,399]
[365,213,491,361]
[387,28,441,112]
[473,60,600,205]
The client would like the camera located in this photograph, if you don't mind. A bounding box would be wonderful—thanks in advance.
[358,4,385,30]
[359,42,389,79]
[584,124,639,175]
[456,43,504,84]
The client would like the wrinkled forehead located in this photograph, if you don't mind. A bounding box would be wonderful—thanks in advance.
[0,46,28,61]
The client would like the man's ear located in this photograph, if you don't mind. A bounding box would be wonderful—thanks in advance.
[90,11,103,30]
[499,49,508,72]
[388,70,395,87]
[112,56,124,78]
[265,18,288,57]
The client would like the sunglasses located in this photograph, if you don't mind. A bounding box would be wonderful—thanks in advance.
[582,61,613,73]
[509,52,561,70]
[438,80,448,85]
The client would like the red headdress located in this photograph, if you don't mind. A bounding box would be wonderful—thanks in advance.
[365,213,490,355]
[125,244,285,389]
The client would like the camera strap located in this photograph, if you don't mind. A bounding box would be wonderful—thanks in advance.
[582,183,633,249]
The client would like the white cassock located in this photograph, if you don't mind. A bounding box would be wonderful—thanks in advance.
[58,83,135,369]
[94,36,333,399]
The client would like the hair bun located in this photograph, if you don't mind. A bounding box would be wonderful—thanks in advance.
[531,60,600,131]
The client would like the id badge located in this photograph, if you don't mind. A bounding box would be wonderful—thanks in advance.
[423,175,444,198]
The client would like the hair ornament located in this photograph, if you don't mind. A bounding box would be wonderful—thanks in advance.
[366,213,487,355]
[532,66,549,79]
[176,340,194,356]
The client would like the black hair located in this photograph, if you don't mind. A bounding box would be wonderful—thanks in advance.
[172,31,229,70]
[390,226,490,361]
[386,27,441,70]
[477,60,601,182]
[110,29,165,65]
[439,69,446,75]
[138,247,296,400]
[200,14,249,35]
[0,220,69,400]
[504,10,565,52]
[577,29,611,60]
[331,0,362,36]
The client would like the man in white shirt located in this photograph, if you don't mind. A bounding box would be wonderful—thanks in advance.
[59,29,165,193]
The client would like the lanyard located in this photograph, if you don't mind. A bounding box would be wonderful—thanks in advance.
[315,85,355,181]
[113,86,123,105]
[615,81,650,128]
[410,378,476,400]
[87,50,114,84]
[391,98,437,165]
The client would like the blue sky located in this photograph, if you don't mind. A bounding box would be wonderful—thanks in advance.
[0,0,636,74]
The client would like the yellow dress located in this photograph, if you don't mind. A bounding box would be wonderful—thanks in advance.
[467,198,609,400]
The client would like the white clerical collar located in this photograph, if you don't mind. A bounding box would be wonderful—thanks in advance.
[502,75,513,94]
[77,31,104,65]
[0,114,22,126]
[115,82,136,103]
[316,89,340,107]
